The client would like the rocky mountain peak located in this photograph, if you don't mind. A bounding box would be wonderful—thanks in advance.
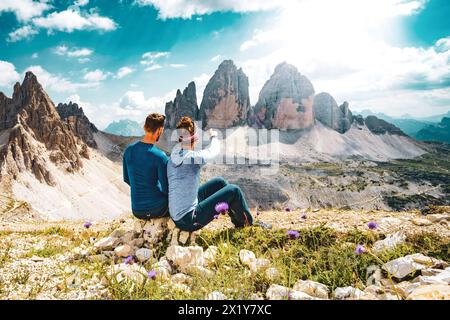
[250,62,315,130]
[56,101,98,148]
[313,92,353,133]
[199,60,250,128]
[165,81,198,129]
[0,72,89,186]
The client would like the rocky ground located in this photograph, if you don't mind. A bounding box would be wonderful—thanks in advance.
[0,207,448,300]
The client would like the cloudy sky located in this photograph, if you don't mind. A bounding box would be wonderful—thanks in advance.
[1,0,450,129]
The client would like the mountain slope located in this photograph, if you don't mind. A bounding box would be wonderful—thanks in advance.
[0,72,131,222]
[416,117,450,144]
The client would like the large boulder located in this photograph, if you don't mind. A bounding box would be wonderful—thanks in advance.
[165,81,199,129]
[199,60,250,128]
[251,62,315,130]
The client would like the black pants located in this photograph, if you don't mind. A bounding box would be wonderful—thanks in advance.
[175,177,253,232]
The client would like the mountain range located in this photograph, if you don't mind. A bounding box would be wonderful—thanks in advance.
[0,59,437,221]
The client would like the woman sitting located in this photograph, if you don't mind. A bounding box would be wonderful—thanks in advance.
[167,116,254,232]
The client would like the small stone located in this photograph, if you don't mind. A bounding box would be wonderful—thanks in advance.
[383,253,447,279]
[427,214,449,223]
[407,284,450,300]
[239,249,256,267]
[171,273,192,285]
[249,258,271,273]
[114,244,134,258]
[30,256,45,262]
[333,286,366,300]
[185,265,215,278]
[250,293,265,300]
[135,248,153,263]
[412,218,432,226]
[89,254,108,263]
[130,238,144,248]
[108,263,147,284]
[372,232,406,254]
[293,280,329,299]
[94,237,119,251]
[207,291,227,300]
[265,267,281,281]
[166,245,204,272]
[266,285,290,300]
[204,246,218,266]
[178,231,190,245]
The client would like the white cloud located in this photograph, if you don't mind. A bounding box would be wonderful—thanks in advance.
[144,64,162,72]
[33,8,117,33]
[119,90,175,115]
[0,60,20,87]
[25,65,98,93]
[83,69,108,82]
[54,45,93,58]
[140,51,169,65]
[237,0,449,116]
[134,0,281,19]
[74,0,89,6]
[7,25,38,42]
[169,63,186,68]
[31,53,39,59]
[115,66,135,79]
[0,0,52,21]
[210,54,222,62]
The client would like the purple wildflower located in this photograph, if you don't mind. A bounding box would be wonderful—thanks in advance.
[147,270,157,280]
[286,230,300,240]
[367,221,378,230]
[124,255,134,264]
[355,244,365,255]
[83,221,92,229]
[215,202,229,214]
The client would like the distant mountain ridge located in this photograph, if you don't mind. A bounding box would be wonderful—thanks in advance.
[104,119,143,137]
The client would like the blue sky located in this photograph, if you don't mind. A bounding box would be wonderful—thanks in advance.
[1,0,450,129]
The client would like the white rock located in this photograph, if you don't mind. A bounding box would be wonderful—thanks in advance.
[372,232,406,254]
[333,286,366,300]
[265,267,281,281]
[427,214,449,223]
[171,273,192,285]
[383,253,448,279]
[204,246,218,266]
[378,217,403,232]
[289,291,319,300]
[152,259,173,279]
[249,258,271,273]
[108,263,147,284]
[207,291,227,300]
[114,244,134,258]
[265,285,290,300]
[239,249,257,267]
[185,265,215,278]
[418,269,450,285]
[135,248,153,263]
[94,237,119,251]
[293,280,329,299]
[412,218,432,226]
[166,245,204,272]
[407,284,450,300]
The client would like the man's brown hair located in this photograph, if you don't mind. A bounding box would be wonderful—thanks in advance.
[144,113,165,132]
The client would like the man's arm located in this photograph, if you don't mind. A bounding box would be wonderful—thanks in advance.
[123,151,130,186]
[158,155,169,195]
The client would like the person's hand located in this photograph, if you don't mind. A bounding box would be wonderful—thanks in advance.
[208,129,218,138]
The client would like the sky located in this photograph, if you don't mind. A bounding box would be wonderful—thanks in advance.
[1,0,450,129]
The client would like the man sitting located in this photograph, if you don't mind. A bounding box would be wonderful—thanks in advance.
[123,113,169,220]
